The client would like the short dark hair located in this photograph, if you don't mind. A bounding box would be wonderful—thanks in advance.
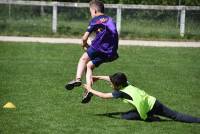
[109,72,128,90]
[89,0,104,13]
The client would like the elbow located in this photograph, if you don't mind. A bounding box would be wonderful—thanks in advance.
[101,96,107,99]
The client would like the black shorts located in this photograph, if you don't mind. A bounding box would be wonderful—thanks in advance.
[87,47,118,67]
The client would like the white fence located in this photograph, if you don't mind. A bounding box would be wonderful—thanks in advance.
[1,0,200,37]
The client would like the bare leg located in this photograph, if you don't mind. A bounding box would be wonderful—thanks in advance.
[76,52,90,80]
[86,61,95,87]
[65,52,90,90]
[81,61,95,103]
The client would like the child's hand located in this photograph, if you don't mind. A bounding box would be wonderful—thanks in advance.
[82,43,89,51]
[92,76,99,82]
[83,46,88,51]
[83,84,92,92]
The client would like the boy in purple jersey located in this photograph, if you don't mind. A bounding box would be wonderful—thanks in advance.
[65,0,119,103]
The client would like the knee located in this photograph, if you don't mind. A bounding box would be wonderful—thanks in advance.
[86,62,94,70]
[80,54,89,63]
[121,114,128,120]
[121,114,133,120]
[121,110,141,120]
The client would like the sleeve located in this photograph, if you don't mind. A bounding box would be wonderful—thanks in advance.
[87,19,96,33]
[112,91,123,99]
[112,91,133,100]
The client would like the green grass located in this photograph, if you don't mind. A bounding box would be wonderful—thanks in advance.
[121,18,200,40]
[0,17,88,38]
[0,42,200,134]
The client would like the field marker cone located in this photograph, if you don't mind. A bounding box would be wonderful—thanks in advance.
[3,102,16,109]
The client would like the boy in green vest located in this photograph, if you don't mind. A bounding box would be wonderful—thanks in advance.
[83,72,200,123]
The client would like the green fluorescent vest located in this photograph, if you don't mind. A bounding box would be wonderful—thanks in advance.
[121,85,156,120]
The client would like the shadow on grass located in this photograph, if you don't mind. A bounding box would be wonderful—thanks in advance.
[95,112,172,123]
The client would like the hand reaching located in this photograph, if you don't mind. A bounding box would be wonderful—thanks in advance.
[82,43,89,51]
[92,76,99,83]
[83,84,92,92]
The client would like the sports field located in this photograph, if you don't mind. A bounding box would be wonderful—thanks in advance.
[0,42,200,134]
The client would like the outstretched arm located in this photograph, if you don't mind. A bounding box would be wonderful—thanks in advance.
[92,76,111,83]
[83,84,113,99]
[82,32,90,50]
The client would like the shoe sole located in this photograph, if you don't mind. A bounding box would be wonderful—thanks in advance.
[65,81,81,90]
[81,92,93,103]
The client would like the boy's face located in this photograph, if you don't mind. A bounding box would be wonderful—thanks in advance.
[89,7,96,18]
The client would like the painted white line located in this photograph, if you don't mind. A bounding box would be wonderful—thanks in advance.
[119,40,200,47]
[0,36,81,44]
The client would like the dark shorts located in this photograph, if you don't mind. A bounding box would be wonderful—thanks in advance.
[87,47,118,67]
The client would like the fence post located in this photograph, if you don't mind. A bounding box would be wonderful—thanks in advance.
[116,4,122,35]
[180,7,186,37]
[40,6,45,16]
[52,2,57,33]
[8,0,11,18]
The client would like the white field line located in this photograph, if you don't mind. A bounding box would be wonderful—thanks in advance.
[0,36,81,44]
[0,36,200,47]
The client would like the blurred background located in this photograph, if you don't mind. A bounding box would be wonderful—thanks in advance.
[0,0,199,40]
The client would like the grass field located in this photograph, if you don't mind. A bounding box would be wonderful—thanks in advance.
[0,42,200,134]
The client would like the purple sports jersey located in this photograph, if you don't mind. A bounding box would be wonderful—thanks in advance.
[87,15,118,58]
